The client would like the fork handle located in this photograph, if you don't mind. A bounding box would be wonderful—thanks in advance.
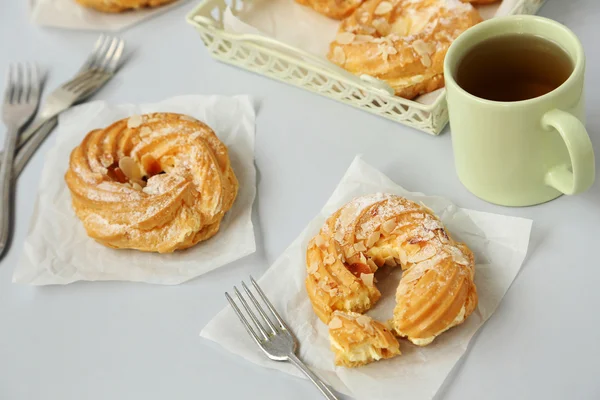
[288,353,340,400]
[13,117,58,177]
[0,116,52,165]
[0,126,19,257]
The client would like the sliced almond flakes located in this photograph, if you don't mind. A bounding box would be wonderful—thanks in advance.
[372,18,390,35]
[374,1,393,15]
[329,317,343,329]
[366,231,381,247]
[359,252,367,265]
[127,114,143,129]
[360,273,374,287]
[354,34,375,44]
[354,241,367,252]
[315,234,326,248]
[356,315,372,328]
[382,219,397,234]
[323,254,336,265]
[118,157,143,182]
[336,32,355,45]
[421,54,432,67]
[332,47,346,65]
[366,258,378,271]
[139,127,152,137]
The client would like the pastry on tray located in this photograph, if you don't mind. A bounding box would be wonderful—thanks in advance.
[65,113,238,253]
[306,193,478,366]
[327,0,482,98]
[74,0,177,13]
[328,311,400,367]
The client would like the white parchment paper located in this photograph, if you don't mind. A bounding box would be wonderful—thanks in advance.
[29,0,190,31]
[223,0,520,105]
[201,156,532,400]
[14,95,256,285]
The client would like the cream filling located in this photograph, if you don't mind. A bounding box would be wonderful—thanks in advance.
[408,305,466,346]
[331,339,382,362]
[410,336,435,346]
[342,295,370,311]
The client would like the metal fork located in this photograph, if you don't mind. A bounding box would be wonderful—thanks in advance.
[226,277,339,400]
[0,63,42,257]
[12,70,110,175]
[0,35,125,176]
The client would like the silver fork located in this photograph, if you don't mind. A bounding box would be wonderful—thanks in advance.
[12,70,110,175]
[0,63,42,257]
[1,35,125,176]
[226,277,339,400]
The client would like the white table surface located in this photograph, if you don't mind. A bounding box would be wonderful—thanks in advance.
[1,1,599,399]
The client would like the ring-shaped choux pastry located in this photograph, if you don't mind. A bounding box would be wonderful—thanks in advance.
[65,113,238,253]
[327,0,482,98]
[306,193,478,366]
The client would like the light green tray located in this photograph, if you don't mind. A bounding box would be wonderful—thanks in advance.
[186,0,547,135]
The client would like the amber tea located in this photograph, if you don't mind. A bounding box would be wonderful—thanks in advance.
[456,34,573,102]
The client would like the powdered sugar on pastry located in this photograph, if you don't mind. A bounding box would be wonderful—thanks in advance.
[327,0,482,98]
[65,112,238,253]
[305,193,478,357]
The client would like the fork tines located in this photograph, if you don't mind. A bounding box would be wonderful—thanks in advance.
[1,62,42,257]
[80,34,125,74]
[226,276,289,343]
[4,63,40,106]
[225,276,339,399]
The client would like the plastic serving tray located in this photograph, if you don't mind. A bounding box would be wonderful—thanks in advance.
[187,0,547,135]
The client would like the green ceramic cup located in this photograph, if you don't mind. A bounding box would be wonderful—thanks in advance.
[444,15,595,206]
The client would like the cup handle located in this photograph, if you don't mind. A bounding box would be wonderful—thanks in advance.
[541,109,595,195]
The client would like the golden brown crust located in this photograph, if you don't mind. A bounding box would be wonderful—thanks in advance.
[305,193,478,349]
[327,0,482,98]
[392,242,478,345]
[329,311,400,367]
[64,113,238,253]
[75,0,177,13]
